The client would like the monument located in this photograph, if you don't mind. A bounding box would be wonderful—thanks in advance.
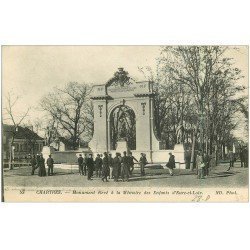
[89,68,186,168]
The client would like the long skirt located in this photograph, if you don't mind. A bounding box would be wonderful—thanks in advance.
[38,165,46,177]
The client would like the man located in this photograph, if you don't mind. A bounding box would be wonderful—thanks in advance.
[83,153,88,176]
[166,152,175,176]
[47,154,54,176]
[117,153,122,178]
[121,151,130,182]
[95,154,103,178]
[128,152,138,176]
[108,153,113,179]
[239,149,245,168]
[30,155,37,175]
[139,153,147,177]
[113,152,121,182]
[196,151,205,179]
[86,154,94,180]
[101,152,109,182]
[244,147,248,168]
[227,151,235,171]
[78,154,84,175]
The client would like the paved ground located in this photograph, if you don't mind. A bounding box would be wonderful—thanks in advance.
[3,162,248,188]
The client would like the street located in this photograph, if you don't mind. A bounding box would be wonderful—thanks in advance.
[3,162,248,188]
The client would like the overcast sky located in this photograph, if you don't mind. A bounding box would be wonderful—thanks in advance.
[2,45,248,139]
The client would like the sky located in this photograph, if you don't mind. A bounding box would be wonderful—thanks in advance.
[2,45,248,140]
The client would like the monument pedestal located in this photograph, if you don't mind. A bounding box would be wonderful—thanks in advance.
[173,144,186,169]
[116,140,129,154]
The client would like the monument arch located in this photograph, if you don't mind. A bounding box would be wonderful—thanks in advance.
[89,68,185,167]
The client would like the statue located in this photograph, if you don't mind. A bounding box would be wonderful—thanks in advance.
[117,117,127,141]
[176,123,184,144]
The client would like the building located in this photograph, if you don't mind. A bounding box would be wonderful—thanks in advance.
[2,124,44,160]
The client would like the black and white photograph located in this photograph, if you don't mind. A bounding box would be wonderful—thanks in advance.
[1,45,248,202]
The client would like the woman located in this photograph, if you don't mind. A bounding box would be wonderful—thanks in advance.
[38,154,47,177]
[166,152,175,176]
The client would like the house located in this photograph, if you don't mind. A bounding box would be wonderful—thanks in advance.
[2,124,44,160]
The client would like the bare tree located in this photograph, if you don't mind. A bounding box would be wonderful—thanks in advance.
[40,82,93,149]
[3,92,30,169]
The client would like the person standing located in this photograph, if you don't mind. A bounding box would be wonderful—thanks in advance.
[196,151,205,179]
[83,153,88,176]
[128,152,138,176]
[78,154,84,175]
[121,151,130,182]
[227,151,235,171]
[139,153,147,177]
[108,153,113,179]
[86,154,94,180]
[47,154,54,176]
[117,153,122,178]
[239,149,245,168]
[95,154,103,178]
[38,154,46,177]
[166,152,175,176]
[113,153,121,182]
[102,152,109,182]
[30,155,37,175]
[244,147,248,168]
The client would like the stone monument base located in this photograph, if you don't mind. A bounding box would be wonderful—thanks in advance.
[116,140,129,154]
[173,144,186,169]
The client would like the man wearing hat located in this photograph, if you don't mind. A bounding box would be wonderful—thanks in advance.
[47,154,54,176]
[121,151,130,182]
[78,154,84,175]
[30,154,37,175]
[86,154,94,180]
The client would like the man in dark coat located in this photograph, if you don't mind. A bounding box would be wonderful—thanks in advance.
[227,151,235,171]
[86,154,94,180]
[128,152,138,176]
[95,154,103,178]
[139,153,148,176]
[78,154,84,175]
[113,152,121,182]
[239,149,245,168]
[166,152,175,176]
[121,151,130,182]
[47,154,54,176]
[30,155,37,175]
[102,152,109,182]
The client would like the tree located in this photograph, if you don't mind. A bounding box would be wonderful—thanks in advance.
[3,92,30,169]
[140,46,246,169]
[40,82,93,149]
[158,46,246,167]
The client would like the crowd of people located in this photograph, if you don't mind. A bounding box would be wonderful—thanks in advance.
[30,154,54,177]
[77,151,149,182]
[28,147,247,181]
[195,147,248,179]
